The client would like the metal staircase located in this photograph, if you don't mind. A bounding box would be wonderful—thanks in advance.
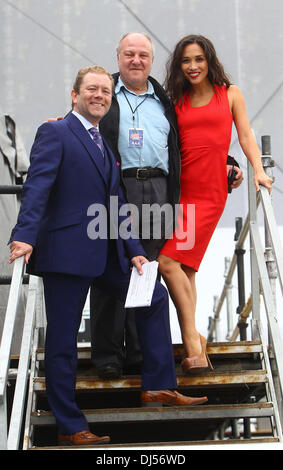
[25,338,281,448]
[3,333,283,448]
[1,136,283,450]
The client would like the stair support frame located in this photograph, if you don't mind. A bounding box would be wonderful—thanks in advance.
[0,257,25,450]
[253,319,283,441]
[248,144,283,433]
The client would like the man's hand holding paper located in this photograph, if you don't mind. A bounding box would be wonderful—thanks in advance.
[130,255,148,275]
[125,260,159,308]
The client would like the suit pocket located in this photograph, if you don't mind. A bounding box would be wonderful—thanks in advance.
[47,211,83,231]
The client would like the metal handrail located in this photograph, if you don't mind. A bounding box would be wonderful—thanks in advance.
[260,186,283,295]
[0,257,25,401]
[7,274,39,450]
[0,184,23,194]
[209,139,282,344]
[250,216,283,393]
[208,136,283,431]
[0,257,25,449]
[0,256,42,450]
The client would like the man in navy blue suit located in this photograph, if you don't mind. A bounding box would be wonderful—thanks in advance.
[9,65,207,446]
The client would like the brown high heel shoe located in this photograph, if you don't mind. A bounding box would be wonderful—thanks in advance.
[181,334,213,375]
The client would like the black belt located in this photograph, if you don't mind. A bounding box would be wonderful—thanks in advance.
[122,167,167,180]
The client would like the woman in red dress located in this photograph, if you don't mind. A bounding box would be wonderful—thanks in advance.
[158,35,273,374]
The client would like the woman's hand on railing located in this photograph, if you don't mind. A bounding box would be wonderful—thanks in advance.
[254,170,273,194]
[9,241,33,265]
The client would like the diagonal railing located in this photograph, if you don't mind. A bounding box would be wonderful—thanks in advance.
[208,135,283,431]
[0,256,24,449]
[0,256,44,450]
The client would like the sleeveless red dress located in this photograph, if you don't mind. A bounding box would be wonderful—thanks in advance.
[160,85,233,271]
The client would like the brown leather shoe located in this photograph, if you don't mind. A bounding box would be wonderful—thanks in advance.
[181,334,213,375]
[58,430,110,446]
[141,390,207,407]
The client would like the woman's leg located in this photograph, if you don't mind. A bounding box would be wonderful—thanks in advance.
[157,254,201,358]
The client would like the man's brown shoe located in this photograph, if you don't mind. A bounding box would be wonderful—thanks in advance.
[141,390,207,407]
[58,430,110,446]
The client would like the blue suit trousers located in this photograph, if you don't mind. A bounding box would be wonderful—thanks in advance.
[42,248,177,435]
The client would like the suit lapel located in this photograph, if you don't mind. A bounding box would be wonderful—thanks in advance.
[66,113,107,185]
[103,138,120,193]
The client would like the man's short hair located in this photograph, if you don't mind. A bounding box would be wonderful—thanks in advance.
[116,32,155,58]
[73,65,114,94]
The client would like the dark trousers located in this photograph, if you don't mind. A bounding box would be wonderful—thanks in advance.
[42,244,176,435]
[91,176,169,368]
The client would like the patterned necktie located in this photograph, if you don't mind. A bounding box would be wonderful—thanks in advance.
[89,127,104,157]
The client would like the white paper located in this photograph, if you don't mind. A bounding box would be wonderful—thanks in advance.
[125,261,159,308]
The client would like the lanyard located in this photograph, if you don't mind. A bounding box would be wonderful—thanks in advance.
[122,88,149,129]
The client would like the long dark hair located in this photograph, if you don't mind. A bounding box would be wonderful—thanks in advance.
[164,35,231,104]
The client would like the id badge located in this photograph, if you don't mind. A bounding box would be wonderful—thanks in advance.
[129,128,144,148]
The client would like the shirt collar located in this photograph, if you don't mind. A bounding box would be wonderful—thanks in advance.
[115,76,160,101]
[72,110,99,131]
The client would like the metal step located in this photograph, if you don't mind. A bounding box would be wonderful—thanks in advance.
[31,402,275,426]
[33,369,268,392]
[175,340,263,357]
[35,340,263,362]
[30,436,280,450]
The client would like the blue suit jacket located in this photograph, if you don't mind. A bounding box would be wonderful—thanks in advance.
[10,113,146,277]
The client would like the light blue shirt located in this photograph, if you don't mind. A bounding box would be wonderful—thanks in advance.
[115,78,170,174]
